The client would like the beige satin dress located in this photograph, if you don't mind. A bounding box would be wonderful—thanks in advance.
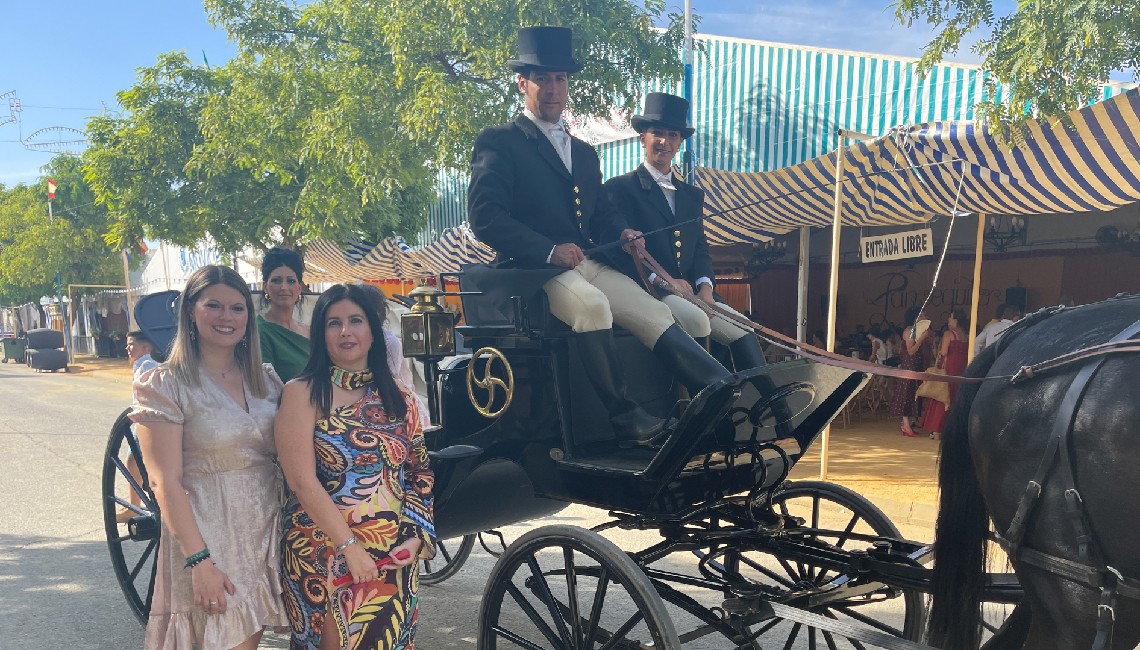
[131,364,288,649]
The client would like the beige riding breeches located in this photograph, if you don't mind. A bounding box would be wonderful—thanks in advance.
[542,258,675,347]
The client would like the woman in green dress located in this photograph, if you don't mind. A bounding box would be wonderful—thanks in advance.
[258,247,310,381]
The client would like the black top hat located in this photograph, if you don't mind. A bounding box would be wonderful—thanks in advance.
[631,92,695,138]
[506,26,584,74]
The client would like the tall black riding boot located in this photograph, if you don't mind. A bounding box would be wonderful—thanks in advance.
[728,334,767,372]
[576,330,666,445]
[652,324,733,396]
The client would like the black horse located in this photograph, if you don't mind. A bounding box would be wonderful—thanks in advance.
[929,294,1140,649]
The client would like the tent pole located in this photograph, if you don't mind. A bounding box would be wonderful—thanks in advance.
[820,135,847,481]
[796,226,810,342]
[967,213,986,363]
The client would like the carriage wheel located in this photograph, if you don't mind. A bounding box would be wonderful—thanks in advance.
[479,524,680,649]
[101,408,161,624]
[419,533,476,585]
[717,480,924,647]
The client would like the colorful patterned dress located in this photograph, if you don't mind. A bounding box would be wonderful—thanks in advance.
[281,386,436,650]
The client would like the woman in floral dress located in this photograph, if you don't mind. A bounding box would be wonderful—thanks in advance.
[276,284,436,650]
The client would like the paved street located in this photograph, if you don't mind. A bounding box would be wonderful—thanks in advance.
[0,355,942,649]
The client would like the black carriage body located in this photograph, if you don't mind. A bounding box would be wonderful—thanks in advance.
[426,274,870,536]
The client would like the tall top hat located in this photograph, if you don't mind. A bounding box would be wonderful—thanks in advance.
[507,26,584,74]
[631,92,695,139]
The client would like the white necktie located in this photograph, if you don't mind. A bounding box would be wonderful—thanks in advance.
[549,124,572,171]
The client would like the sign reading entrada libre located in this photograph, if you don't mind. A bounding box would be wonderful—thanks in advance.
[860,229,933,263]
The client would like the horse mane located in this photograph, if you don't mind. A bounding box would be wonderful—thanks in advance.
[927,341,998,650]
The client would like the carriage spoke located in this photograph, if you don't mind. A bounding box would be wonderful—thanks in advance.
[595,611,645,650]
[830,603,904,636]
[505,580,564,648]
[781,622,802,650]
[129,539,159,581]
[563,548,584,648]
[490,625,549,650]
[523,556,574,646]
[822,628,842,650]
[821,609,869,650]
[736,554,797,588]
[145,545,158,612]
[583,567,610,650]
[809,626,818,650]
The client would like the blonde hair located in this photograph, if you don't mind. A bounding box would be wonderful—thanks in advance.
[166,265,268,398]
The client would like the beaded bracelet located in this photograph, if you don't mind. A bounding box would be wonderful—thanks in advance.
[334,536,358,554]
[185,548,211,569]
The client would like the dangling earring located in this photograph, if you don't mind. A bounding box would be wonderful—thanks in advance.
[189,322,198,342]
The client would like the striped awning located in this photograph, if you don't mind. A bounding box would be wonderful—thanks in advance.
[301,223,494,282]
[696,87,1140,245]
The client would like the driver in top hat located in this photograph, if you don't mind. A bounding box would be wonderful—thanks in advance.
[604,92,769,373]
[468,26,731,446]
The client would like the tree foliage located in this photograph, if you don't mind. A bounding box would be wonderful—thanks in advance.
[0,156,124,307]
[895,0,1140,137]
[85,0,685,252]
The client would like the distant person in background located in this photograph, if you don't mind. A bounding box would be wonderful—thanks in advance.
[117,330,161,524]
[976,304,1021,353]
[259,247,310,382]
[127,330,160,377]
[920,310,969,440]
[866,331,887,364]
[890,307,934,437]
[811,329,827,350]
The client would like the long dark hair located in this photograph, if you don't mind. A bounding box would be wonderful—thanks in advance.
[296,284,407,420]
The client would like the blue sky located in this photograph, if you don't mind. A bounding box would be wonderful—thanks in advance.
[0,0,1001,188]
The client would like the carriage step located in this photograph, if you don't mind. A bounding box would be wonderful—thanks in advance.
[767,601,932,650]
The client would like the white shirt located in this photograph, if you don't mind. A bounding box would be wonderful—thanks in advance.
[642,162,677,214]
[978,318,1015,352]
[523,108,572,173]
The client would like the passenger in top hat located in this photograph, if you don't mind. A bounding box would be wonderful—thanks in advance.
[605,92,769,374]
[468,27,731,446]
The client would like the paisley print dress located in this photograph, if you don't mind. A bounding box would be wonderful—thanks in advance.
[281,387,436,650]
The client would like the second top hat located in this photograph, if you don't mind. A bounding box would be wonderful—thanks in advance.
[506,26,584,74]
[631,92,695,138]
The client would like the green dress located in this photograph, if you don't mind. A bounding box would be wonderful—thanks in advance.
[257,315,310,382]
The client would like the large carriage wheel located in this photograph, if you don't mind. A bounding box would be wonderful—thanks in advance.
[101,408,161,624]
[479,524,680,649]
[718,480,925,648]
[420,533,476,585]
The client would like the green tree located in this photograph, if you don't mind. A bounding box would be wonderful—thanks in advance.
[85,0,685,252]
[895,1,1140,137]
[0,156,123,308]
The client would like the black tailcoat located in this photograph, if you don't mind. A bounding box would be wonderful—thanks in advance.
[604,165,713,295]
[468,115,629,270]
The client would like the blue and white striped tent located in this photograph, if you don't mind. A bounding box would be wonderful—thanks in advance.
[697,88,1140,244]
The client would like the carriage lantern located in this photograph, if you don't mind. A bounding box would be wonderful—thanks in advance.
[400,285,455,359]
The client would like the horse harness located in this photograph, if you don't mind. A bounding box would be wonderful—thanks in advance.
[986,311,1140,650]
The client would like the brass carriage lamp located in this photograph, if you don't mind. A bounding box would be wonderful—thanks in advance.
[400,285,455,359]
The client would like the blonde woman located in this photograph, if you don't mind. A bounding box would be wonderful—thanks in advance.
[132,265,287,649]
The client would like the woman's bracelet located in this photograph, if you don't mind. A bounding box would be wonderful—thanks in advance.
[185,548,211,569]
[335,535,358,553]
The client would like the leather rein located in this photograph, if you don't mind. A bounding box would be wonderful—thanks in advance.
[628,247,1140,386]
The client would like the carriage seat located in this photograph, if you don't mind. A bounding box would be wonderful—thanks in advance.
[457,265,633,339]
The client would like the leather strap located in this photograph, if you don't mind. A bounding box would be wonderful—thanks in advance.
[630,247,1140,386]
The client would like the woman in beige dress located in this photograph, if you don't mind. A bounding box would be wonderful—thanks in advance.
[131,265,288,649]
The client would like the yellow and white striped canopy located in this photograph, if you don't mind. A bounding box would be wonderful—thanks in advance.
[697,88,1140,244]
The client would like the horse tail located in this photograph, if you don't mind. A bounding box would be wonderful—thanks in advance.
[927,343,1000,650]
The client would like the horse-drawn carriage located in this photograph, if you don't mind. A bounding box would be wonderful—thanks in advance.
[105,274,1140,648]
